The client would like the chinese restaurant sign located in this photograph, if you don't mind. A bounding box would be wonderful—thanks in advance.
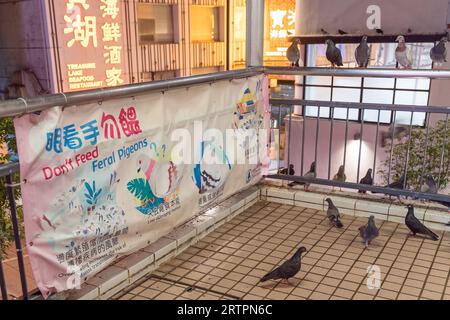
[265,0,296,59]
[14,75,269,297]
[53,0,128,91]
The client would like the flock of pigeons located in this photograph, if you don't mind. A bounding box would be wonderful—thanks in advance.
[287,35,448,68]
[261,163,446,285]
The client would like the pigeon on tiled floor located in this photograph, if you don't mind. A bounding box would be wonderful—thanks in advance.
[405,205,439,241]
[325,198,344,228]
[260,246,307,285]
[358,168,373,193]
[359,215,379,248]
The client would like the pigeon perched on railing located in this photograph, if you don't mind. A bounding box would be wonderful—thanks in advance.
[405,205,439,241]
[359,215,379,248]
[260,246,307,285]
[421,173,438,194]
[358,168,373,193]
[287,39,301,67]
[325,40,343,67]
[325,198,344,228]
[332,165,346,191]
[355,35,370,68]
[278,164,295,176]
[430,37,447,66]
[338,29,347,35]
[288,161,316,190]
[395,35,412,69]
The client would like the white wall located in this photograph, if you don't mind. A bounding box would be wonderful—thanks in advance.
[298,0,449,35]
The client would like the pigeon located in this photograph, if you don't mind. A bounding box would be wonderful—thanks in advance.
[278,164,295,175]
[395,35,412,69]
[338,29,347,35]
[355,35,370,68]
[288,161,316,190]
[358,168,373,193]
[420,173,438,194]
[260,246,307,284]
[430,37,447,66]
[325,198,344,228]
[287,38,301,67]
[325,39,343,67]
[359,215,379,248]
[375,29,383,35]
[372,174,406,201]
[321,28,329,35]
[332,165,346,191]
[405,205,439,241]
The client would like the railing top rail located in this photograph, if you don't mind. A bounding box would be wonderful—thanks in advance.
[264,66,450,79]
[270,98,450,114]
[0,67,264,118]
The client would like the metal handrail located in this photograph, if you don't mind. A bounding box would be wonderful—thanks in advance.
[264,66,450,79]
[0,67,264,118]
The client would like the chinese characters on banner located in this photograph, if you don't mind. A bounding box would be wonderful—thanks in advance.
[59,0,127,91]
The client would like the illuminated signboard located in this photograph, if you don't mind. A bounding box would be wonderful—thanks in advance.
[265,0,296,60]
[54,0,128,92]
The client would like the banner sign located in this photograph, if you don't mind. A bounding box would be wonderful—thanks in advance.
[14,75,269,297]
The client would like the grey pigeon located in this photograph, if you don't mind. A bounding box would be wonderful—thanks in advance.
[430,37,447,66]
[287,39,301,67]
[325,40,343,67]
[332,165,346,191]
[325,198,344,228]
[359,215,379,248]
[395,35,412,69]
[278,164,295,175]
[355,35,370,68]
[421,173,438,194]
[288,161,316,190]
[260,246,307,284]
[372,174,406,201]
[358,168,373,193]
[338,29,347,35]
[321,28,328,35]
[375,29,383,35]
[405,205,439,241]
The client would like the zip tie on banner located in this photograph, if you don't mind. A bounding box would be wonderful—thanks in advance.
[17,97,28,116]
[4,181,25,188]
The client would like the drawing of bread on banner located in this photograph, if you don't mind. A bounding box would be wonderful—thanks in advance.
[192,141,232,197]
[127,144,183,215]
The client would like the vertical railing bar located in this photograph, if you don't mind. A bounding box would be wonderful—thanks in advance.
[372,109,381,184]
[387,110,397,185]
[286,105,293,176]
[277,105,282,172]
[343,107,350,171]
[314,106,321,170]
[327,107,335,180]
[0,259,7,300]
[5,174,28,300]
[437,113,449,186]
[403,112,415,189]
[420,114,432,186]
[301,104,306,176]
[357,109,365,183]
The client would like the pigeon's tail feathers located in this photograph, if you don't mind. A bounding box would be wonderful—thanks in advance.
[260,269,280,283]
[426,228,439,241]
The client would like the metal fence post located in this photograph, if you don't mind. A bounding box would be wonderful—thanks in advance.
[246,0,264,67]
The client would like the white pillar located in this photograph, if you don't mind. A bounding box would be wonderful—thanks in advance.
[246,0,264,67]
[293,0,304,115]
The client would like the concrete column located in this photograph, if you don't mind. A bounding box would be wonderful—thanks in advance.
[245,0,264,67]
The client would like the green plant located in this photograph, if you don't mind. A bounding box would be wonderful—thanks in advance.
[0,117,22,260]
[379,120,450,191]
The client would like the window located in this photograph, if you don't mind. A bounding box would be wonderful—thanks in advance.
[304,42,433,126]
[190,6,224,42]
[137,3,177,44]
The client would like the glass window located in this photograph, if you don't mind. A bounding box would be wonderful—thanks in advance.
[137,3,176,44]
[303,42,431,125]
[190,6,224,42]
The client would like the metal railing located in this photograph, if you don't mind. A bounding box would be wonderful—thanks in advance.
[1,66,450,299]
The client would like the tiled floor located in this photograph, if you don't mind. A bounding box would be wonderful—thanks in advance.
[113,201,450,300]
